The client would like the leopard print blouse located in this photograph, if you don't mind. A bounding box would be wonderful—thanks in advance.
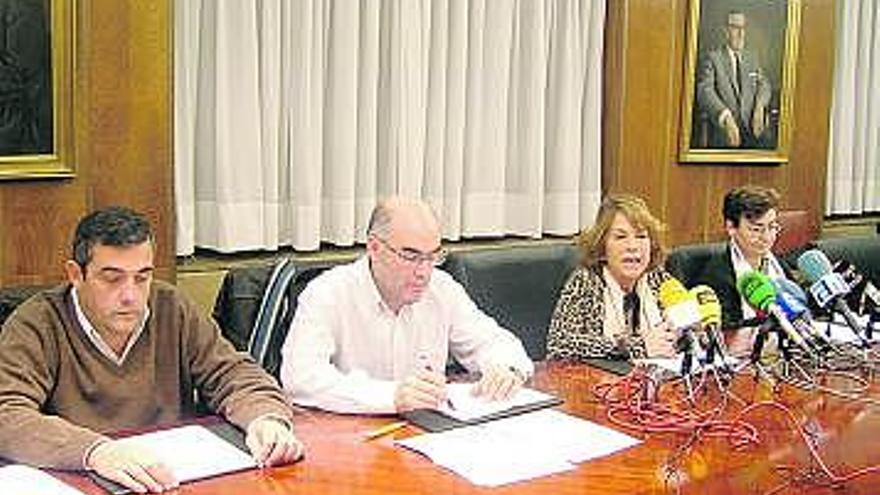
[546,265,669,361]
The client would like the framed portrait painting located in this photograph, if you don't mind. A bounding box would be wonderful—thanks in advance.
[679,0,801,164]
[0,0,74,180]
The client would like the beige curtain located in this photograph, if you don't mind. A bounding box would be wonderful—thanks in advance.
[175,0,605,254]
[826,0,880,215]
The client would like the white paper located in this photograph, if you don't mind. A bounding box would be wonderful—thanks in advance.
[820,315,879,344]
[438,384,557,421]
[636,353,739,378]
[0,464,85,495]
[396,409,640,487]
[114,425,255,483]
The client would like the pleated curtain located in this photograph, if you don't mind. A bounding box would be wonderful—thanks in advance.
[826,0,880,215]
[175,0,605,254]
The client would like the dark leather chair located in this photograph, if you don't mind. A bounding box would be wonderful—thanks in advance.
[664,242,727,288]
[213,259,334,378]
[814,235,880,287]
[0,285,51,328]
[442,243,579,360]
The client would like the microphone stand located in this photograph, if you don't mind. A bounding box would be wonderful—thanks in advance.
[676,329,698,405]
[749,318,779,388]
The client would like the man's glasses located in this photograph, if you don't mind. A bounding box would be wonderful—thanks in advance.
[744,220,782,237]
[376,236,447,267]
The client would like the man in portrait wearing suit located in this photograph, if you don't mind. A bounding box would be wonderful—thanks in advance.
[696,10,772,149]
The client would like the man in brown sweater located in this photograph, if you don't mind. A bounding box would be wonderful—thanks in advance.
[0,206,304,493]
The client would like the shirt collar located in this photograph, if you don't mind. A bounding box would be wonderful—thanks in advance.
[356,256,392,315]
[70,286,150,366]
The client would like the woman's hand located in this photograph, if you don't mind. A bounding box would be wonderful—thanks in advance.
[643,320,677,358]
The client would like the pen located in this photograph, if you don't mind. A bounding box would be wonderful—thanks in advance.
[417,352,456,410]
[364,420,408,441]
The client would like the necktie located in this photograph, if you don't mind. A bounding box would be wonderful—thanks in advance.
[623,291,641,333]
[734,52,743,97]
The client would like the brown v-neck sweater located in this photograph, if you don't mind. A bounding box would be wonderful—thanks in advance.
[0,281,293,469]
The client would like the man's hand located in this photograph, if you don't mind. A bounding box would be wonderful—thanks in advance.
[245,416,305,468]
[720,110,741,147]
[472,364,527,401]
[752,103,766,138]
[86,439,177,494]
[394,368,447,412]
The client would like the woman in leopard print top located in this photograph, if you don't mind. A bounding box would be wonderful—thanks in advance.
[547,194,676,361]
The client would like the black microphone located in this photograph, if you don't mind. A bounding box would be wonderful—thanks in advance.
[797,249,869,347]
[689,285,732,374]
[833,259,880,314]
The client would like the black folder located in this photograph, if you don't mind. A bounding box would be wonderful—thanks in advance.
[400,393,563,433]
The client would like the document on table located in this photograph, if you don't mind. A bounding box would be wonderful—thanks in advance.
[0,464,85,495]
[93,424,256,494]
[396,409,641,487]
[820,314,879,344]
[438,383,561,422]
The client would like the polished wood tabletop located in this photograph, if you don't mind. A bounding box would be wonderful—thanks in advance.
[55,361,880,495]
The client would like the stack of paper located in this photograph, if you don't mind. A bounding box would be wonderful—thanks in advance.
[396,409,640,486]
[0,464,85,495]
[112,425,255,483]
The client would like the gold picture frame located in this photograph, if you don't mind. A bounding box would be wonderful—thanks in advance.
[0,0,74,180]
[679,0,800,164]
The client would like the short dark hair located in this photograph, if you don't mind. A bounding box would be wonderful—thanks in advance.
[72,206,153,269]
[722,185,780,227]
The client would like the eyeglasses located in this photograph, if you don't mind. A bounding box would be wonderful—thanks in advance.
[744,221,782,237]
[376,236,447,267]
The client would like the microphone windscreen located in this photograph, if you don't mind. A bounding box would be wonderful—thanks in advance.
[736,271,776,312]
[772,277,809,305]
[658,278,689,309]
[833,259,864,288]
[690,285,722,327]
[772,279,809,319]
[797,249,833,284]
[658,278,701,330]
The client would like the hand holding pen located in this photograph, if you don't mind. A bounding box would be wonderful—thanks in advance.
[392,352,448,412]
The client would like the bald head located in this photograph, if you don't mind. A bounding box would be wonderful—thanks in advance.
[367,197,440,240]
[365,197,442,312]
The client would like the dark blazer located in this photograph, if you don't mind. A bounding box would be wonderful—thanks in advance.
[691,244,795,330]
[696,47,771,148]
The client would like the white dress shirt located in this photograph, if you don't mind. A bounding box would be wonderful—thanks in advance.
[280,257,534,414]
[729,240,788,320]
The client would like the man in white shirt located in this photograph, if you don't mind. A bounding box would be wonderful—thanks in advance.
[280,197,534,414]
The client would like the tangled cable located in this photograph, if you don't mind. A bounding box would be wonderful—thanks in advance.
[592,364,880,494]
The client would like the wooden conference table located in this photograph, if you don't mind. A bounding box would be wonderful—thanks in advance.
[56,361,880,495]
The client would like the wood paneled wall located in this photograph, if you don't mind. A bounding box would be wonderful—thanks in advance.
[603,0,835,247]
[0,0,172,286]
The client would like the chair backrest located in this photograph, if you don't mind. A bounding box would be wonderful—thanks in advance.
[0,285,51,328]
[773,209,818,256]
[664,242,727,287]
[814,235,880,287]
[212,259,334,377]
[442,243,579,360]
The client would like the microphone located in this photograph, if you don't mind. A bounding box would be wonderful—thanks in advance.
[736,271,816,358]
[772,278,832,349]
[797,249,868,346]
[689,285,732,372]
[658,278,704,376]
[834,259,880,314]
